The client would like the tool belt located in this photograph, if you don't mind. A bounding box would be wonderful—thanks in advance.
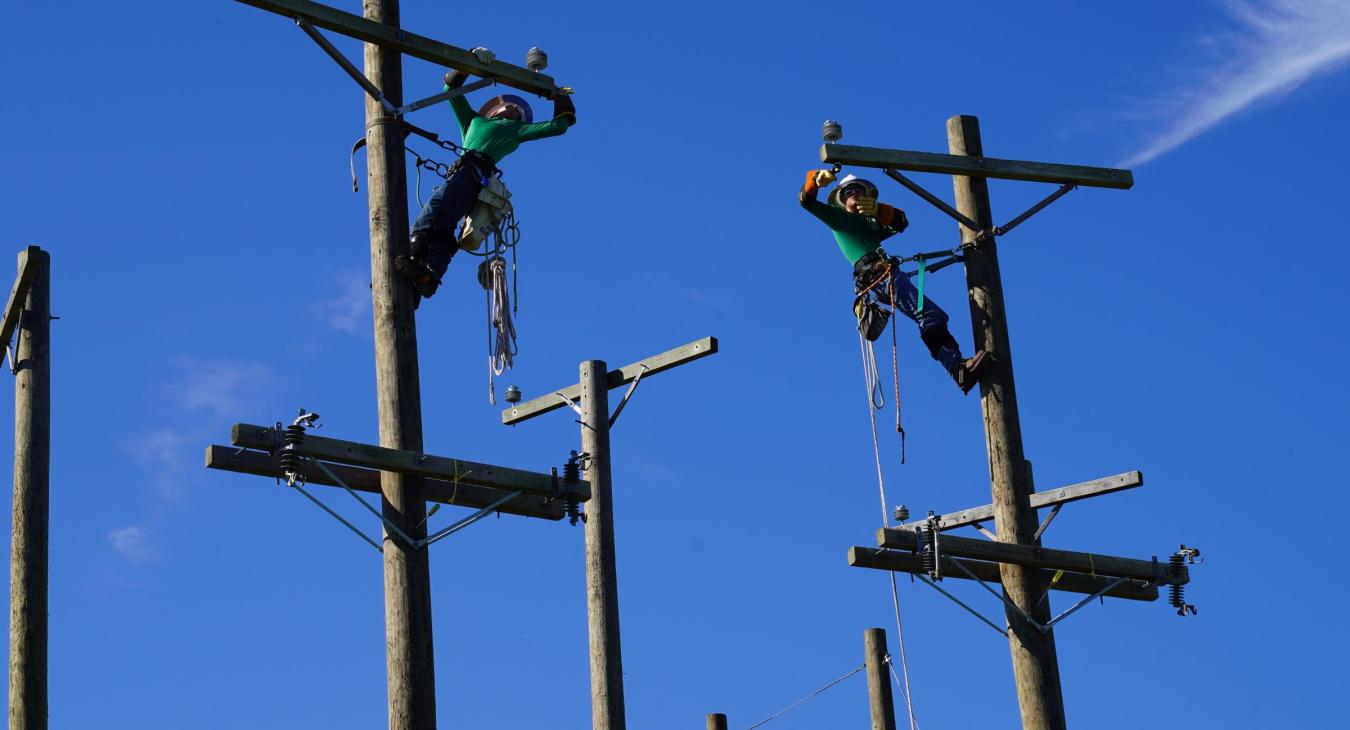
[852,248,896,295]
[452,149,499,181]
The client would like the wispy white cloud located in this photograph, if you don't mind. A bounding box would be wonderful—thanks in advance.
[163,357,275,417]
[122,428,194,505]
[1123,0,1350,167]
[107,526,159,564]
[310,268,371,334]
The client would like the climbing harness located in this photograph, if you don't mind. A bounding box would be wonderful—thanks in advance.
[853,255,906,462]
[352,119,526,407]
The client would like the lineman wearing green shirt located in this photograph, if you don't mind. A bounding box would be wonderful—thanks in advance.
[801,168,988,393]
[397,62,576,300]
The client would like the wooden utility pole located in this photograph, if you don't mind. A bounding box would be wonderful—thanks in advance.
[580,360,626,730]
[363,1,435,727]
[6,247,48,730]
[863,628,897,730]
[823,119,1202,729]
[706,713,728,730]
[503,338,717,729]
[946,115,1064,730]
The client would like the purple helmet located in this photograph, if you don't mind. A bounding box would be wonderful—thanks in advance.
[478,94,533,123]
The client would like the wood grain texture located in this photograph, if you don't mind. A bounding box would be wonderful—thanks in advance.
[8,247,48,730]
[864,628,897,730]
[360,2,435,726]
[502,337,718,425]
[948,115,1066,730]
[582,360,627,730]
[205,445,566,520]
[848,547,1159,601]
[0,246,38,351]
[902,471,1144,531]
[231,424,588,500]
[821,143,1133,189]
[233,0,560,97]
[877,528,1179,585]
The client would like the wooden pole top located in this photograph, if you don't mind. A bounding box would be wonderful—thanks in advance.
[234,0,564,98]
[821,143,1133,190]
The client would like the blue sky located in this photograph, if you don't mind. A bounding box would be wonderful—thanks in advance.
[3,1,1349,727]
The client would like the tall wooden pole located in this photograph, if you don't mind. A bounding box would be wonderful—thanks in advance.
[863,628,897,730]
[947,115,1066,729]
[363,2,436,728]
[8,249,48,730]
[706,713,728,730]
[580,360,626,730]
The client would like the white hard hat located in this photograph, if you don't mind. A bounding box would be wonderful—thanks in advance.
[828,174,879,208]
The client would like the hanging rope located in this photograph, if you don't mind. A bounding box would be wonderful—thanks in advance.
[743,664,865,730]
[481,254,516,405]
[887,280,905,464]
[858,330,919,730]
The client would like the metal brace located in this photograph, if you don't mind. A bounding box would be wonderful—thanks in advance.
[608,365,649,428]
[308,457,419,548]
[5,309,20,375]
[881,169,1077,246]
[554,392,583,417]
[421,490,522,547]
[298,456,521,551]
[901,542,1135,638]
[1033,503,1063,541]
[295,18,499,117]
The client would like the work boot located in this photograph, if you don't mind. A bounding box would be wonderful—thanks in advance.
[394,254,441,299]
[954,350,990,394]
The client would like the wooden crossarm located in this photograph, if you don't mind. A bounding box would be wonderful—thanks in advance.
[821,143,1133,190]
[206,445,566,520]
[878,528,1182,586]
[502,336,718,425]
[848,547,1158,602]
[0,246,41,349]
[230,423,588,501]
[905,471,1143,532]
[233,0,561,98]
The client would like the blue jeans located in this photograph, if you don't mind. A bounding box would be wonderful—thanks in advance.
[410,163,484,244]
[862,267,964,374]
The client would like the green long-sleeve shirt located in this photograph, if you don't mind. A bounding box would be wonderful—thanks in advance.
[448,91,573,164]
[800,195,906,265]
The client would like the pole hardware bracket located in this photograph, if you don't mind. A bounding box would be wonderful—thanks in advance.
[608,364,648,428]
[270,409,522,551]
[295,16,502,118]
[550,450,590,525]
[5,309,20,375]
[1167,545,1202,617]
